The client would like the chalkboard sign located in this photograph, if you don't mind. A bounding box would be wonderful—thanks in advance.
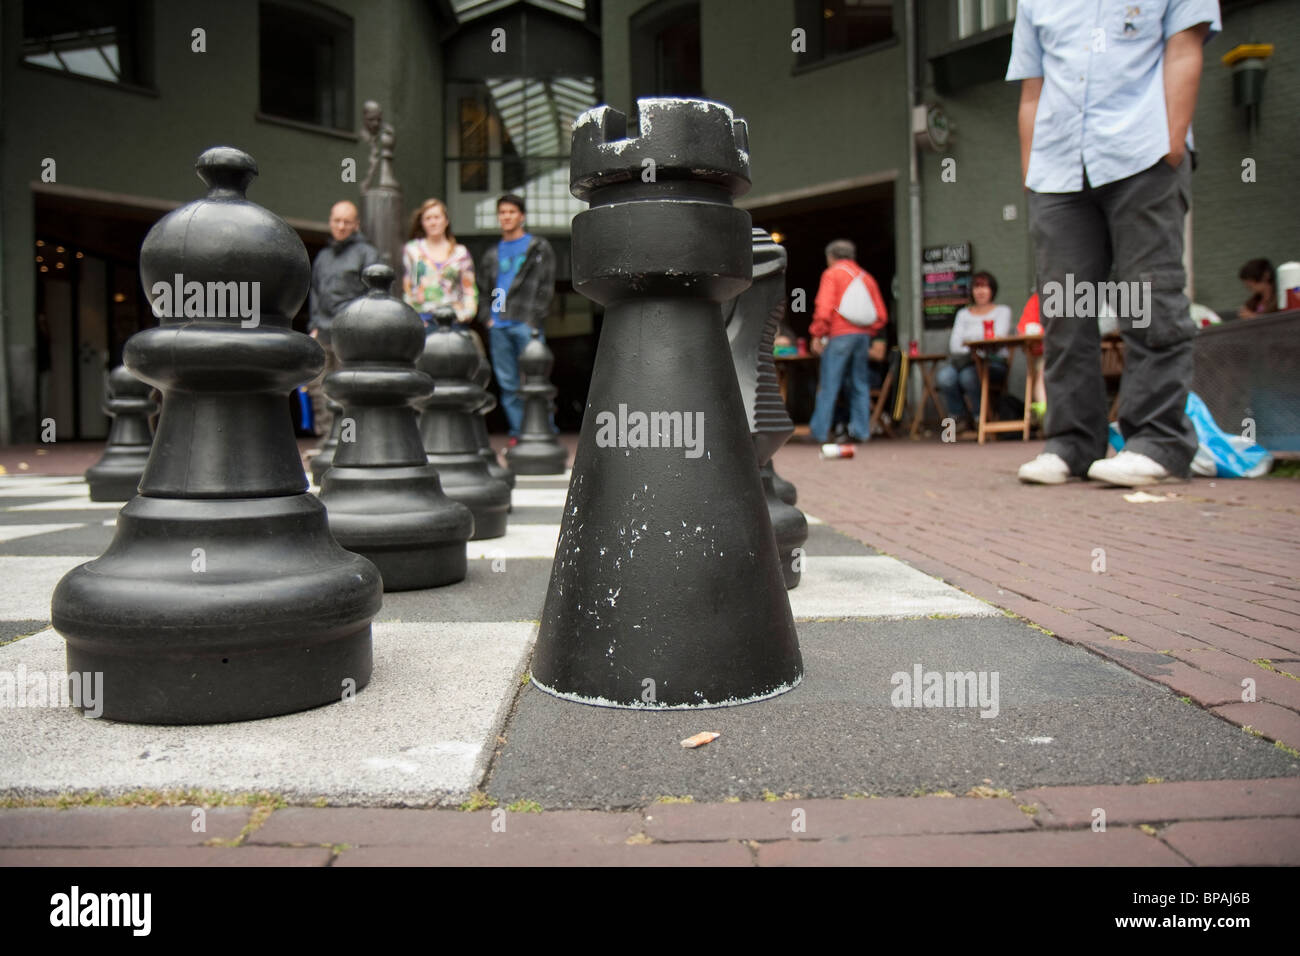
[922,242,972,329]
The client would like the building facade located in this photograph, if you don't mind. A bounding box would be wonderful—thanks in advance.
[2,0,1294,443]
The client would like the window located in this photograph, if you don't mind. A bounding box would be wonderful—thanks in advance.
[631,1,702,100]
[955,0,1017,40]
[22,0,151,87]
[794,0,893,63]
[445,76,598,231]
[258,2,353,131]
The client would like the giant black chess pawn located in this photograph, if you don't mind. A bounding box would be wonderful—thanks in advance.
[532,98,802,709]
[318,265,474,590]
[505,329,568,475]
[309,399,343,485]
[724,228,808,589]
[84,365,157,501]
[470,348,516,491]
[51,146,382,725]
[417,307,511,539]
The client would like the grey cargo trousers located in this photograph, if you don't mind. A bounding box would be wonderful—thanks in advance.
[1028,156,1198,477]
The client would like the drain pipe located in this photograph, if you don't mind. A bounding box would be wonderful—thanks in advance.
[905,0,923,378]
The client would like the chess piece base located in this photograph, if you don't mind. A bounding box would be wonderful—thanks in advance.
[52,494,381,724]
[322,464,473,590]
[505,439,567,475]
[85,446,151,502]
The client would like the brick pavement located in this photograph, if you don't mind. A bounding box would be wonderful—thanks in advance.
[2,437,1297,865]
[775,438,1300,754]
[1,778,1297,865]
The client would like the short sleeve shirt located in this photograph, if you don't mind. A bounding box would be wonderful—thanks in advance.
[1006,0,1221,193]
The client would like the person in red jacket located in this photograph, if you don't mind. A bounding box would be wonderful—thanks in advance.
[808,239,888,443]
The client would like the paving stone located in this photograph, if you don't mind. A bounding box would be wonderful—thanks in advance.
[0,846,332,866]
[642,796,1033,842]
[0,807,250,847]
[1017,778,1300,828]
[1169,651,1300,711]
[1140,661,1247,708]
[1158,817,1300,866]
[334,841,754,866]
[755,828,1186,866]
[1211,701,1300,747]
[250,807,644,847]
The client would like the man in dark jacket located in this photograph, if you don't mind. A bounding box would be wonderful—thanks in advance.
[308,200,380,435]
[477,194,556,440]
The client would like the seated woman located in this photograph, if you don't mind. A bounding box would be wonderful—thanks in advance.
[936,271,1012,429]
[1237,258,1277,319]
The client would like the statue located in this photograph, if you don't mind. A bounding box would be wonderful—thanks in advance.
[359,100,404,271]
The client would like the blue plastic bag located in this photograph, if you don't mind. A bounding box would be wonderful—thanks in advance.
[1107,392,1273,478]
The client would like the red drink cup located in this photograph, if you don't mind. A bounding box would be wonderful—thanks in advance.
[796,337,808,356]
[983,319,995,339]
[908,340,919,357]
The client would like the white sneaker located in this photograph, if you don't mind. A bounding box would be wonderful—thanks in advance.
[1018,452,1071,485]
[1087,450,1172,487]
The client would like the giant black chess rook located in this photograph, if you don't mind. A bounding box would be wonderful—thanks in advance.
[532,98,802,708]
[51,147,383,724]
[84,365,157,502]
[504,329,568,475]
[418,307,511,539]
[725,228,807,589]
[319,265,474,589]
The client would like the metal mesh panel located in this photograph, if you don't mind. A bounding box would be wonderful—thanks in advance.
[1192,311,1300,452]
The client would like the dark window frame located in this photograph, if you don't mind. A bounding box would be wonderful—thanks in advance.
[791,0,896,73]
[257,0,355,133]
[19,0,156,93]
[629,0,703,104]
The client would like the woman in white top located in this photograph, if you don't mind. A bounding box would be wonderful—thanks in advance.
[936,271,1013,426]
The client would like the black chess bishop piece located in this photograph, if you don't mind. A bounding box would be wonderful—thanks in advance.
[51,146,382,724]
[505,329,568,475]
[318,265,474,590]
[417,307,511,539]
[84,365,157,502]
[724,227,808,589]
[532,98,802,709]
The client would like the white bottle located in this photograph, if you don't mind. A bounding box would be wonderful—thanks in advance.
[1276,261,1300,311]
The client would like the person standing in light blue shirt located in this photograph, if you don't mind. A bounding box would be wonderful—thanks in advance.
[1009,0,1221,488]
[477,194,556,440]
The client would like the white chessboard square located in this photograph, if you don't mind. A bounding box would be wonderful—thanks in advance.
[466,524,559,560]
[0,622,535,806]
[513,470,571,483]
[509,488,569,508]
[787,555,998,620]
[0,556,93,621]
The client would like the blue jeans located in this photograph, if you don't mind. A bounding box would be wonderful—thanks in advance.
[936,358,1006,420]
[809,334,873,443]
[490,322,538,436]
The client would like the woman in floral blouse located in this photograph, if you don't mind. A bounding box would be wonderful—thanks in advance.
[402,198,478,325]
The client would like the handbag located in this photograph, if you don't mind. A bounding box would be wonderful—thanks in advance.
[836,265,879,327]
